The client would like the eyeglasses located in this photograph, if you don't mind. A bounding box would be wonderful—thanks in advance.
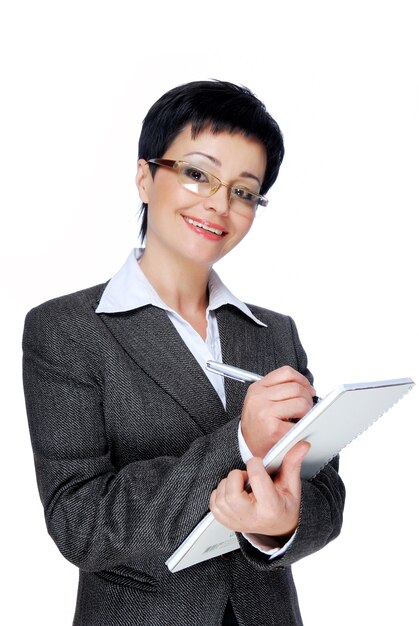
[146,159,268,215]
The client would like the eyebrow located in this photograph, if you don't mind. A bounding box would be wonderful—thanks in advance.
[183,151,262,186]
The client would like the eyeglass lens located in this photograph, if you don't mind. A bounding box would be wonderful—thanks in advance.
[176,163,261,213]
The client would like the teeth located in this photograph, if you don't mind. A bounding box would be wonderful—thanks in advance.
[184,217,224,236]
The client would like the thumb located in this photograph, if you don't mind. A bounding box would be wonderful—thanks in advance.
[274,440,310,492]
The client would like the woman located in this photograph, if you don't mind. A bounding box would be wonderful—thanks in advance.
[23,80,345,625]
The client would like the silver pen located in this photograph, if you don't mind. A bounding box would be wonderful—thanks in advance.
[206,360,262,383]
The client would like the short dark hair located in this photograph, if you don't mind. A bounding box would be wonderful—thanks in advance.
[137,80,284,242]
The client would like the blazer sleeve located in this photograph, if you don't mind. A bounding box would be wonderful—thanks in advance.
[22,301,245,575]
[238,314,346,569]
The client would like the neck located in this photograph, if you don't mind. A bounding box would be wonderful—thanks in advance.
[139,242,211,318]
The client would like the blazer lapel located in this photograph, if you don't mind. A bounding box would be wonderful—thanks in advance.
[96,304,228,435]
[216,305,275,419]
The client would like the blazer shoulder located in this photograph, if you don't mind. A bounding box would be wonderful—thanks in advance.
[23,282,109,347]
[26,283,108,318]
[245,302,294,328]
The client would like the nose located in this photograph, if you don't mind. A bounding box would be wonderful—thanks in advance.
[202,184,230,216]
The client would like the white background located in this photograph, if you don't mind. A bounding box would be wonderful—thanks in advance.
[1,1,418,624]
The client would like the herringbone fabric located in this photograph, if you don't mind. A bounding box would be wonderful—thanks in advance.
[23,283,345,625]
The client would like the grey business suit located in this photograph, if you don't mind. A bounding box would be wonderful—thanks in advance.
[23,282,345,626]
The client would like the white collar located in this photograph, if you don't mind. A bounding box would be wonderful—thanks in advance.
[95,249,267,327]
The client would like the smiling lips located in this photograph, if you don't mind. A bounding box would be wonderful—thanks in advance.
[182,215,227,240]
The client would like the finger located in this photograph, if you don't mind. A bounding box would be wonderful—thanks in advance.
[261,396,314,424]
[223,469,247,500]
[210,471,251,529]
[261,366,315,394]
[210,477,227,509]
[275,441,310,493]
[271,394,314,420]
[245,457,278,504]
[258,381,315,406]
[209,488,218,513]
[211,470,248,516]
[209,483,220,507]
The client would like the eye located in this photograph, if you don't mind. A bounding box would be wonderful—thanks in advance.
[182,165,210,184]
[231,187,256,203]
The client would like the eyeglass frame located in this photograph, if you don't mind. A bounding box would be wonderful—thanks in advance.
[146,158,269,210]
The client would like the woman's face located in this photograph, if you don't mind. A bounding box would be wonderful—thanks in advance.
[136,125,267,269]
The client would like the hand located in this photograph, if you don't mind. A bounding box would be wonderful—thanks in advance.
[210,441,310,537]
[241,366,315,458]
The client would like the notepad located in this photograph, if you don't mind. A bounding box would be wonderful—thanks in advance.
[166,377,414,572]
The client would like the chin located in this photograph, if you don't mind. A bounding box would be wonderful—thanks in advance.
[180,243,228,268]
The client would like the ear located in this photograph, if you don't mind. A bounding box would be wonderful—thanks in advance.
[135,159,151,203]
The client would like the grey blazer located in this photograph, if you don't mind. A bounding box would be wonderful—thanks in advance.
[23,282,345,626]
